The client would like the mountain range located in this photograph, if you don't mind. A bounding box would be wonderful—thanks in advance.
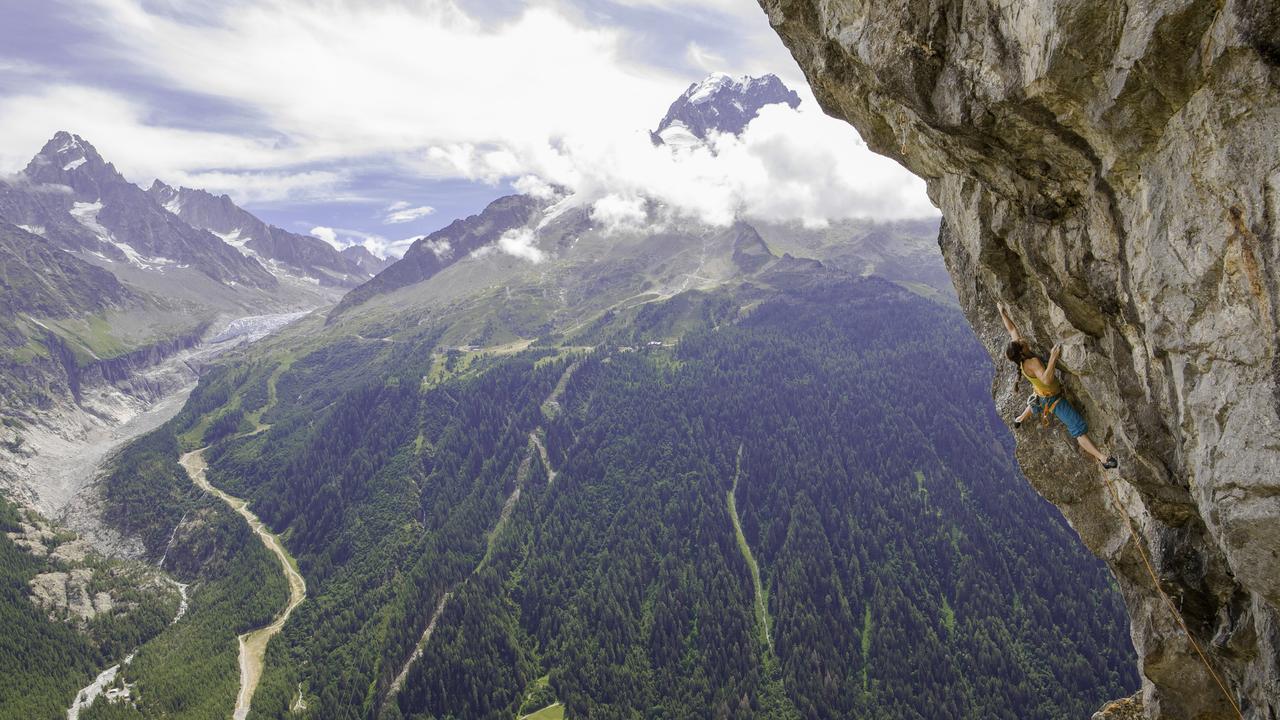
[0,73,1136,720]
[148,181,368,288]
[0,131,380,449]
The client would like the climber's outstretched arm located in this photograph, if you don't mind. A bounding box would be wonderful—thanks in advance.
[997,303,1022,342]
[1041,343,1062,381]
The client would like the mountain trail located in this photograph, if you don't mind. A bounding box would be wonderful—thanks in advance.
[727,443,772,652]
[383,430,541,705]
[530,434,557,485]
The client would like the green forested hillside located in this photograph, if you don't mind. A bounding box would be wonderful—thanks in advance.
[95,275,1135,719]
[71,422,288,720]
[0,497,99,720]
[0,491,191,720]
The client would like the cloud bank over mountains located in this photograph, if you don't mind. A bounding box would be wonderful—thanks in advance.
[0,0,934,257]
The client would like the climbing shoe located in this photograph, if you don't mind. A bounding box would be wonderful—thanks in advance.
[1102,456,1118,469]
[1013,419,1022,429]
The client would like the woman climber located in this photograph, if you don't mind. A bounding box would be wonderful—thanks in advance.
[997,302,1117,469]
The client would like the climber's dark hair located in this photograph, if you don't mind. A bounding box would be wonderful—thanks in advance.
[1006,340,1031,390]
[1005,340,1032,365]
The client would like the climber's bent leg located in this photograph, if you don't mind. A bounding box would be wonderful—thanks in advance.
[1051,397,1088,438]
[1052,398,1118,467]
[1075,434,1108,463]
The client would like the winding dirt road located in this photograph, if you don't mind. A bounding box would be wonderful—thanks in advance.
[179,448,306,720]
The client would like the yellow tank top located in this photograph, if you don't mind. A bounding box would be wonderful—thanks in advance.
[1021,362,1061,397]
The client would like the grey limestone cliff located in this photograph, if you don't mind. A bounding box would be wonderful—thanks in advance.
[758,1,1280,718]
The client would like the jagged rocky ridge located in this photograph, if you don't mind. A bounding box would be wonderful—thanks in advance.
[148,181,369,288]
[652,72,801,147]
[329,194,544,318]
[0,132,331,523]
[340,244,394,276]
[757,1,1280,718]
[2,132,276,289]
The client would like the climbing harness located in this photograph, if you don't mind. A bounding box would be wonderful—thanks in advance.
[1029,393,1062,428]
[1098,469,1245,720]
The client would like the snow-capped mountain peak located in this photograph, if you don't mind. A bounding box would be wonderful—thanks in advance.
[686,72,738,103]
[652,73,801,146]
[27,131,113,184]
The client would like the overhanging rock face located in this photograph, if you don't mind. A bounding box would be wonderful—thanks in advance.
[757,1,1280,717]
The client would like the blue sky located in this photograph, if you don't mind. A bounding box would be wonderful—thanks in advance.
[0,0,932,257]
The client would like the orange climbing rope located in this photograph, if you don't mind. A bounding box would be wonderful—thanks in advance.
[1099,470,1244,720]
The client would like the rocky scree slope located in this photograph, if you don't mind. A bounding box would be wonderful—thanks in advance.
[757,1,1280,718]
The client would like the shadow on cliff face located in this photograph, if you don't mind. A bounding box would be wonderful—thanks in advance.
[1240,0,1280,65]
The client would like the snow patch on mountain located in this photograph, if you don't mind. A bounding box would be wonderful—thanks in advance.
[688,73,731,103]
[213,228,251,251]
[70,201,173,270]
[55,135,82,155]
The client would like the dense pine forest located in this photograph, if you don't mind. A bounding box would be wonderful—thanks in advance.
[71,273,1136,719]
[0,496,101,719]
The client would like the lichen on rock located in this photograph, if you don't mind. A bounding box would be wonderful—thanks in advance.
[758,1,1280,717]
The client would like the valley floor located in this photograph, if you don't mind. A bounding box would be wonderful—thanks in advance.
[180,442,306,719]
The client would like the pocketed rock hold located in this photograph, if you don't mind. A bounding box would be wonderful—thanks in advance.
[757,1,1280,718]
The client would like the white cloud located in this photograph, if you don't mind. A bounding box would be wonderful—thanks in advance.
[310,226,337,244]
[608,0,763,21]
[590,194,649,233]
[422,238,452,259]
[0,1,934,228]
[383,201,436,224]
[175,170,344,203]
[496,228,545,263]
[421,144,524,184]
[67,0,678,171]
[310,224,416,259]
[0,85,292,184]
[0,57,48,77]
[512,174,557,200]
[516,95,936,228]
[685,42,728,74]
[380,236,420,258]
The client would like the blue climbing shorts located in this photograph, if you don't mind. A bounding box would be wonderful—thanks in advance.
[1030,394,1088,438]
